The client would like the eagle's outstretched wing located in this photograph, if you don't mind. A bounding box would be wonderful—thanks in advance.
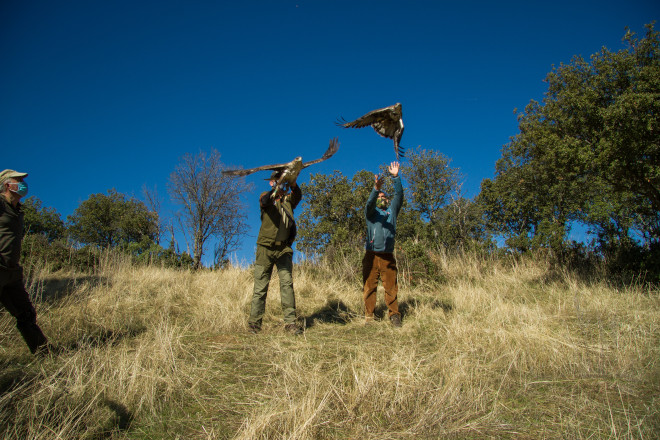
[336,103,405,160]
[222,162,290,177]
[222,138,340,179]
[302,137,339,168]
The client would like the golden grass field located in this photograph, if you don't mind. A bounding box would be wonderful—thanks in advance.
[1,252,659,439]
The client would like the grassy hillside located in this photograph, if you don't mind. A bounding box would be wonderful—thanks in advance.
[1,253,658,439]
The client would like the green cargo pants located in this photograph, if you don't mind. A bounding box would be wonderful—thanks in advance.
[248,244,297,327]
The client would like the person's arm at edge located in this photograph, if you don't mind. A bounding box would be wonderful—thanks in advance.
[289,182,302,209]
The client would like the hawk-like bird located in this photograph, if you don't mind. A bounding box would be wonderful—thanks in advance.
[336,102,405,160]
[222,138,339,194]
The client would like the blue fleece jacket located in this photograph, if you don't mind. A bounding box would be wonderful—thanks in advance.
[365,176,403,253]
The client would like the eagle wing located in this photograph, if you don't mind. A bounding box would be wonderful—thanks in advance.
[302,137,340,168]
[336,103,405,159]
[223,138,340,177]
[335,103,400,129]
[222,162,290,177]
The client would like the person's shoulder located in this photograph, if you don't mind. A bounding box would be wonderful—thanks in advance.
[259,190,271,198]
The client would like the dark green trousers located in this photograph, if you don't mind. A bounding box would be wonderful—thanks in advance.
[248,244,297,326]
[0,268,48,353]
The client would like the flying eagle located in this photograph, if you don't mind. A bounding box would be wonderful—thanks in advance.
[336,102,405,160]
[222,138,339,195]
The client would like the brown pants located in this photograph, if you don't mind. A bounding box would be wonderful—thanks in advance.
[362,251,399,318]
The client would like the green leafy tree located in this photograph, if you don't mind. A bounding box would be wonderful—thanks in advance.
[434,196,492,251]
[124,235,194,268]
[401,147,461,224]
[400,146,489,248]
[68,189,159,248]
[297,170,373,257]
[21,196,66,241]
[480,23,660,256]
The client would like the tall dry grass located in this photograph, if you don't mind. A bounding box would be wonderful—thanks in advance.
[1,251,658,439]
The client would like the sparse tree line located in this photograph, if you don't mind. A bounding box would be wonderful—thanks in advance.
[22,149,252,272]
[22,24,659,283]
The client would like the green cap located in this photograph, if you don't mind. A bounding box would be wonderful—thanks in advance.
[266,171,282,181]
[0,169,28,185]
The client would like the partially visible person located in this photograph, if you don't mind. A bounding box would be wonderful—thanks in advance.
[0,169,50,354]
[247,173,304,335]
[362,162,404,327]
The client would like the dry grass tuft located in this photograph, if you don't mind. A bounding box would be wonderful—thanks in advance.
[1,252,658,439]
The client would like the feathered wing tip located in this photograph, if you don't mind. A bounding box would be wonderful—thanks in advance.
[396,145,405,160]
[303,137,340,168]
[394,130,405,160]
[323,137,339,159]
[335,117,349,127]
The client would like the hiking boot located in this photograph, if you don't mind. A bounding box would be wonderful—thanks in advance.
[285,324,303,335]
[390,314,402,328]
[34,343,52,358]
[248,323,261,334]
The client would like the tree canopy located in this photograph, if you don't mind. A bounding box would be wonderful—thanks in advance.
[297,147,488,257]
[22,196,66,242]
[297,170,373,258]
[67,189,159,248]
[480,23,659,258]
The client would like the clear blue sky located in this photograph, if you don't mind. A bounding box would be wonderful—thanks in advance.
[2,0,658,265]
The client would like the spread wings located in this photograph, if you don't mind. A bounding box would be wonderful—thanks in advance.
[300,136,339,168]
[336,103,405,160]
[222,138,339,178]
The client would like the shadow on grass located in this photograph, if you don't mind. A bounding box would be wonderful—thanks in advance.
[62,326,147,351]
[374,296,454,320]
[304,299,355,328]
[1,354,134,437]
[34,275,111,304]
[99,398,134,435]
[0,365,37,397]
[305,295,454,327]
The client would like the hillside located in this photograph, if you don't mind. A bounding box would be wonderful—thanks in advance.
[1,254,658,439]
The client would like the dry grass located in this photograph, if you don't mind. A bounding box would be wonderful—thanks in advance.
[1,252,658,439]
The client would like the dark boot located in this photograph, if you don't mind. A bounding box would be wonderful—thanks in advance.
[17,320,48,354]
[389,314,402,328]
[285,323,303,335]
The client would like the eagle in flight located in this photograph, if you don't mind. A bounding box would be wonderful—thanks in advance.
[336,102,405,160]
[222,138,339,195]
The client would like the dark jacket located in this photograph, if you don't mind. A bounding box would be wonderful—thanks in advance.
[256,185,302,247]
[0,197,24,269]
[365,176,403,253]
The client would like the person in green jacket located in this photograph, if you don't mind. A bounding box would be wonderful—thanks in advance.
[248,172,303,335]
[362,162,404,327]
[0,169,50,354]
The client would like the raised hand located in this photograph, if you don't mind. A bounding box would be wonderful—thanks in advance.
[388,162,399,177]
[374,173,383,190]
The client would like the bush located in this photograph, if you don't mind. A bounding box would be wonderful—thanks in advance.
[122,237,193,269]
[21,234,194,275]
[21,234,101,273]
[396,240,444,286]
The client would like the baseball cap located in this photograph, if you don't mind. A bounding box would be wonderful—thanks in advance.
[0,169,28,184]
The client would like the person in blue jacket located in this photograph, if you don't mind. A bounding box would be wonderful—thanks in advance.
[362,161,404,327]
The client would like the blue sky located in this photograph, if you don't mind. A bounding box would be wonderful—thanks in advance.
[2,0,658,265]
